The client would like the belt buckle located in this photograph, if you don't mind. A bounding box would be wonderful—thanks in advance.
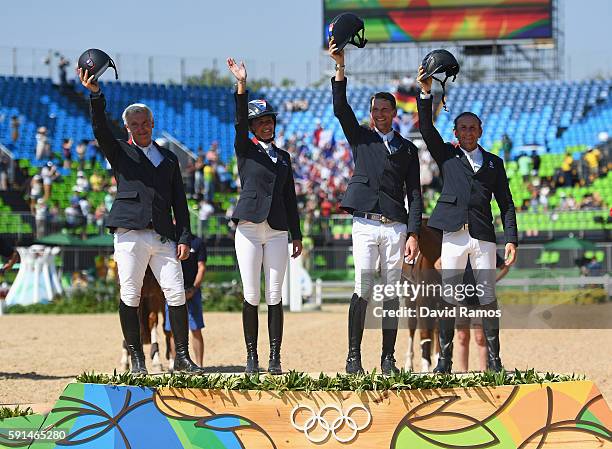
[381,215,391,224]
[462,223,469,230]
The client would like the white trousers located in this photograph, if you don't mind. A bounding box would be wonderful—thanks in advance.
[352,217,407,300]
[235,220,289,306]
[114,228,186,307]
[441,228,497,305]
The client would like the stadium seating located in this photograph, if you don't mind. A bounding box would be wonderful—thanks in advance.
[1,75,610,238]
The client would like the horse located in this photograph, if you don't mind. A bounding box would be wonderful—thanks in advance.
[119,266,168,373]
[401,217,442,372]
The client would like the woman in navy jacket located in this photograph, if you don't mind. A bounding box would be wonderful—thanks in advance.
[227,58,302,375]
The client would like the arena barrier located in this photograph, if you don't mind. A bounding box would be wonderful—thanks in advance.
[1,378,610,448]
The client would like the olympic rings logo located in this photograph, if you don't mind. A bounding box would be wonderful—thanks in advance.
[290,403,371,443]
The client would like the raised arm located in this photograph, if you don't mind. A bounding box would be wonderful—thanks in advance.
[416,66,451,166]
[78,68,121,167]
[329,39,362,146]
[227,58,251,156]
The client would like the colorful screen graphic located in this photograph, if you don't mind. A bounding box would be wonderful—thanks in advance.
[323,0,553,44]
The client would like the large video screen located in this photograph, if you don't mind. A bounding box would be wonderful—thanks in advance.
[323,0,553,44]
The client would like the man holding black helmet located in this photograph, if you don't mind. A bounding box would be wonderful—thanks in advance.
[329,27,422,375]
[416,61,518,374]
[78,65,203,375]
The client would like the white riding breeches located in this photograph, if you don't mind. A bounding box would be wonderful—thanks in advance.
[441,228,497,305]
[352,217,407,300]
[114,228,186,307]
[235,220,289,306]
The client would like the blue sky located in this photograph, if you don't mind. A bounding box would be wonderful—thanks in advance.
[2,0,610,85]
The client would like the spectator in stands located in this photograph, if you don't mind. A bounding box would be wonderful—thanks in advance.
[206,141,219,164]
[193,152,205,198]
[48,201,62,228]
[62,138,73,169]
[561,152,574,186]
[76,139,88,170]
[0,155,8,191]
[585,256,603,276]
[35,198,48,239]
[94,203,107,228]
[64,198,84,231]
[29,174,43,213]
[40,161,58,201]
[35,126,50,160]
[58,55,70,90]
[558,191,576,211]
[203,163,215,203]
[10,116,20,143]
[517,153,532,182]
[501,134,513,162]
[531,150,541,177]
[86,139,101,167]
[198,199,214,237]
[75,171,90,193]
[584,148,601,178]
[89,171,104,192]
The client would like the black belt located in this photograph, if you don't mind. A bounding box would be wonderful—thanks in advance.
[353,212,393,224]
[145,222,154,229]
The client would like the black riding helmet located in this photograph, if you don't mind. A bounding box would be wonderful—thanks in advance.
[421,49,460,111]
[328,12,368,52]
[248,99,278,143]
[77,48,118,81]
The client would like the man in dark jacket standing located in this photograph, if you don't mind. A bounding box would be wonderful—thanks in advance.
[79,68,202,375]
[329,41,422,375]
[416,65,518,373]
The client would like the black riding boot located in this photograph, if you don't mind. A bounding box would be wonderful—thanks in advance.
[381,297,399,375]
[433,317,455,374]
[168,304,204,374]
[243,301,259,374]
[119,301,147,375]
[267,303,284,375]
[482,302,503,372]
[346,294,367,374]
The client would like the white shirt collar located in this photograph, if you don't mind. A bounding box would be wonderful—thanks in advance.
[375,127,395,142]
[133,141,155,153]
[460,146,482,159]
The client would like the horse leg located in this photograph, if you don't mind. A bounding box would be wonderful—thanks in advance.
[419,329,432,372]
[405,328,415,371]
[120,340,130,372]
[149,311,163,372]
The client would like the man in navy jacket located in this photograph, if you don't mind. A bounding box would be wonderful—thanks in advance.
[330,40,422,375]
[416,65,518,373]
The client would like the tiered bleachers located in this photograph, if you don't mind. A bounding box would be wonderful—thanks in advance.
[1,75,610,239]
[260,84,387,139]
[434,80,612,156]
[0,76,92,166]
[92,82,235,160]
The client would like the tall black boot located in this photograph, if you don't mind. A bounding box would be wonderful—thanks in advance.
[381,297,399,375]
[433,316,455,374]
[346,294,367,374]
[482,302,503,372]
[267,303,284,375]
[243,301,259,374]
[168,304,204,374]
[119,301,147,375]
